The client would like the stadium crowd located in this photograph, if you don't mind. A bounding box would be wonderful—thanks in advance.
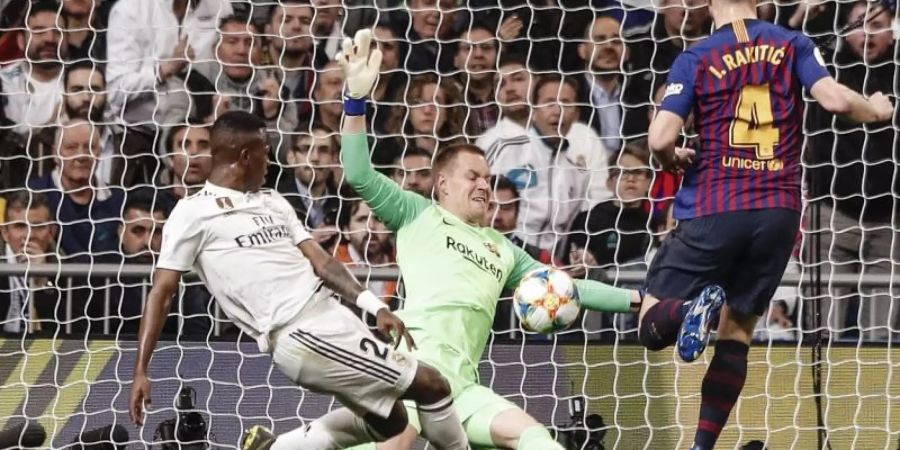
[0,0,896,341]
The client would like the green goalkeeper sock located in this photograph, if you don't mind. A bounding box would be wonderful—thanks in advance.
[517,425,564,450]
[573,279,633,313]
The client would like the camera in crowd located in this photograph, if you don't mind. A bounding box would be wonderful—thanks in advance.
[555,396,607,450]
[155,386,209,450]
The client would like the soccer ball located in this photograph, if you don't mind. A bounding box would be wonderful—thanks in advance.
[513,268,581,334]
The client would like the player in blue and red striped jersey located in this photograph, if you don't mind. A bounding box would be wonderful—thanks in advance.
[635,0,894,447]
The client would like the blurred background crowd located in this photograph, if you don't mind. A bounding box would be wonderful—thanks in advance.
[0,0,896,342]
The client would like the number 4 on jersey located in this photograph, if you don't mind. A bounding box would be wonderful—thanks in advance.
[729,84,780,160]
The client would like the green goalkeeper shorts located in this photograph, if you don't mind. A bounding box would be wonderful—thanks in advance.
[342,338,518,450]
[404,338,517,446]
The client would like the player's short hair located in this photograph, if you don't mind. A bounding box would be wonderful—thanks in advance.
[531,74,579,104]
[267,0,312,24]
[63,60,105,89]
[3,190,53,221]
[26,1,65,27]
[211,111,266,140]
[432,143,485,177]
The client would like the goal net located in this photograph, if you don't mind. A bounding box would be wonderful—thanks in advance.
[0,0,897,448]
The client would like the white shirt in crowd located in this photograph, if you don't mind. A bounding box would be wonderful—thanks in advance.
[477,117,611,251]
[584,74,623,152]
[157,182,325,351]
[106,0,233,126]
[0,62,63,135]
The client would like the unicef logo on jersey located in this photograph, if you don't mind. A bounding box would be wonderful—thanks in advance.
[506,165,538,190]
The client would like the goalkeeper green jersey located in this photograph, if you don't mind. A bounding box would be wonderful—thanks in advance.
[342,133,632,373]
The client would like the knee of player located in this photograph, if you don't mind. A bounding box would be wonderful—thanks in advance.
[379,402,410,439]
[412,365,452,403]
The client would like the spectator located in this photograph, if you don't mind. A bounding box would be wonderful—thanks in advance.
[564,143,654,275]
[311,0,344,60]
[301,60,344,134]
[452,23,499,134]
[279,125,341,233]
[390,147,434,198]
[0,1,67,136]
[488,174,546,262]
[114,191,212,336]
[63,61,157,188]
[335,200,397,299]
[576,15,650,151]
[161,123,212,200]
[628,0,711,93]
[0,191,59,335]
[476,52,531,155]
[160,14,298,152]
[63,0,112,62]
[395,0,458,73]
[384,73,467,156]
[118,191,165,265]
[487,174,547,337]
[805,0,898,341]
[106,0,233,129]
[28,119,124,261]
[263,0,327,121]
[368,24,408,137]
[486,74,610,253]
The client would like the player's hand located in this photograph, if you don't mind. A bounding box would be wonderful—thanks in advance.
[869,92,894,122]
[660,147,695,175]
[375,309,417,351]
[335,29,382,99]
[130,372,152,426]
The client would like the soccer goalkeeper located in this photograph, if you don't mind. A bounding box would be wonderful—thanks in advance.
[337,30,642,450]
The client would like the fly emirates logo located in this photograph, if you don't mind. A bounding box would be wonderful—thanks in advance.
[234,215,291,248]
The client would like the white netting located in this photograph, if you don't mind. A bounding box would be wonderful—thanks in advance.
[0,0,897,448]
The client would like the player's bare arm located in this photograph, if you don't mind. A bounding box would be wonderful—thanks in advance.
[648,110,696,174]
[130,268,183,426]
[298,239,415,350]
[809,77,894,123]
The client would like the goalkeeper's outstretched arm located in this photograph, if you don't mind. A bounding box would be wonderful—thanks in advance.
[506,244,641,314]
[810,77,894,123]
[337,30,429,231]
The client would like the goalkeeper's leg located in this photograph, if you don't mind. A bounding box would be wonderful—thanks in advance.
[465,404,563,450]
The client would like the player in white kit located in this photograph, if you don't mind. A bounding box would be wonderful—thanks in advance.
[129,111,470,450]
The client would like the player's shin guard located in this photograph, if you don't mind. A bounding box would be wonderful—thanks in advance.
[417,396,469,450]
[639,299,691,350]
[271,408,380,450]
[517,425,564,450]
[692,339,749,449]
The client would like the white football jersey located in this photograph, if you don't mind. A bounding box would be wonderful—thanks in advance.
[157,182,325,347]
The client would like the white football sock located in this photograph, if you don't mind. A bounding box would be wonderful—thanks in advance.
[271,408,380,450]
[417,396,470,450]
